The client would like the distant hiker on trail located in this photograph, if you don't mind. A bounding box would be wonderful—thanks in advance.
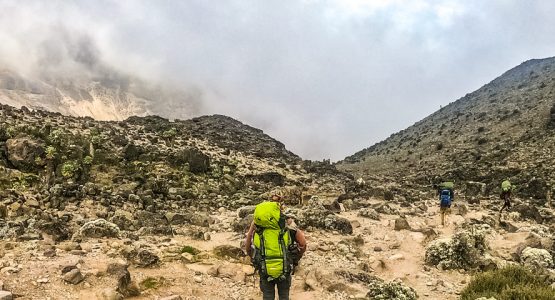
[437,181,454,226]
[244,191,307,300]
[500,179,514,213]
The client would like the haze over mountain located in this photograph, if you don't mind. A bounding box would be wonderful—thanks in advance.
[2,1,555,160]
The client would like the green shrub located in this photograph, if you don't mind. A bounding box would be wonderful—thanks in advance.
[48,129,70,147]
[162,128,177,139]
[45,146,57,160]
[461,265,555,300]
[61,161,80,178]
[180,245,200,255]
[83,156,93,165]
[139,277,167,290]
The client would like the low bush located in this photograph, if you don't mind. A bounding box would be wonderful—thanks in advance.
[460,265,555,300]
[180,245,201,255]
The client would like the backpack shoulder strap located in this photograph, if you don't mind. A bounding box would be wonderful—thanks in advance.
[288,228,298,244]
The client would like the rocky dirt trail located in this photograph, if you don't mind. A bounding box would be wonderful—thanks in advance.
[2,194,552,300]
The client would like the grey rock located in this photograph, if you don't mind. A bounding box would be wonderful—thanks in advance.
[63,268,84,284]
[136,249,159,267]
[6,137,45,171]
[160,296,183,300]
[394,218,411,231]
[0,291,12,300]
[358,208,380,220]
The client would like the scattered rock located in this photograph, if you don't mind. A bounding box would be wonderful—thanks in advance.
[512,204,543,223]
[63,268,84,285]
[0,291,13,300]
[160,296,183,300]
[116,268,140,297]
[394,217,411,231]
[136,249,160,267]
[213,245,245,260]
[295,208,353,234]
[6,137,45,171]
[98,288,124,300]
[358,208,380,220]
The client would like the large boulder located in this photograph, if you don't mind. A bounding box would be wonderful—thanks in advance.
[36,217,71,242]
[512,204,543,223]
[136,249,160,267]
[295,208,353,234]
[6,137,45,171]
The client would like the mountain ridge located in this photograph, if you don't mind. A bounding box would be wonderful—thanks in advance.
[338,56,555,200]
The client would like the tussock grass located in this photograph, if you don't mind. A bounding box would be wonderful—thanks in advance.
[140,276,168,290]
[180,245,201,255]
[461,265,555,300]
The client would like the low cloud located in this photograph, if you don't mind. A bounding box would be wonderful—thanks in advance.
[1,0,554,160]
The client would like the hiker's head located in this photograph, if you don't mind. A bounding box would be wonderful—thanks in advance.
[269,188,284,202]
[271,194,282,203]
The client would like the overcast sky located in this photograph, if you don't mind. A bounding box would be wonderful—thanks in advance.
[1,0,555,160]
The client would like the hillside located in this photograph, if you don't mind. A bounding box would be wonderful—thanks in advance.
[0,104,350,213]
[339,57,555,201]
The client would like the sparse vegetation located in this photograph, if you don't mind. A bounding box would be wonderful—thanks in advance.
[61,161,79,178]
[460,265,555,300]
[180,245,201,255]
[139,277,168,290]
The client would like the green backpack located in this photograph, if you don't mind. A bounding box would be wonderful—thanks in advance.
[252,201,292,281]
[501,180,513,192]
[439,181,454,190]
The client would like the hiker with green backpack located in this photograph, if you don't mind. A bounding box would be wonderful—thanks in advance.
[244,192,307,300]
[500,179,515,213]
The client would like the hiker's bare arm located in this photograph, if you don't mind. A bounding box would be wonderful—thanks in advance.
[295,229,307,256]
[245,221,255,256]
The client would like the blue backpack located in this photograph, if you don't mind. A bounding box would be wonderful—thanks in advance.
[440,189,452,207]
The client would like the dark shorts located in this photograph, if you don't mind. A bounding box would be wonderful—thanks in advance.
[501,191,511,198]
[260,275,291,300]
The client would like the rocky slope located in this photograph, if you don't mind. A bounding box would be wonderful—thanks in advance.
[339,57,555,202]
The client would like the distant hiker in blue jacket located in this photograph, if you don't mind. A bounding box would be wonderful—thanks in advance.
[437,181,454,226]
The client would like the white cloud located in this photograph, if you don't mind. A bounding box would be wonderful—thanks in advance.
[0,0,554,160]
